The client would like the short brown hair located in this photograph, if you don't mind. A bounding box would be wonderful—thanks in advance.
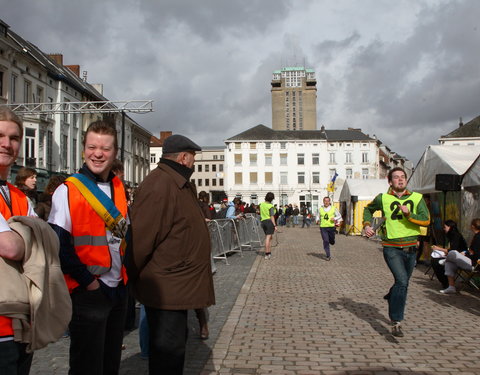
[0,106,24,138]
[265,192,274,202]
[44,175,66,195]
[388,167,407,182]
[83,120,118,150]
[111,159,124,174]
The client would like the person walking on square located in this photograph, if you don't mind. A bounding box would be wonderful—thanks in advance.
[301,204,310,228]
[49,120,129,374]
[318,196,342,261]
[259,192,277,260]
[363,167,430,337]
[292,204,300,227]
[127,134,215,374]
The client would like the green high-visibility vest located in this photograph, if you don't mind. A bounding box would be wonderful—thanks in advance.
[319,206,335,228]
[260,202,274,221]
[382,192,423,239]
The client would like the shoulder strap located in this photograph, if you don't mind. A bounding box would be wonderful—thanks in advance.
[67,174,127,238]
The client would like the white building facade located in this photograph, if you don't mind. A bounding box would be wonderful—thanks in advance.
[149,137,227,202]
[224,125,379,213]
[191,146,226,202]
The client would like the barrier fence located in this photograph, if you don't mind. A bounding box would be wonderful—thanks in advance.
[208,214,264,265]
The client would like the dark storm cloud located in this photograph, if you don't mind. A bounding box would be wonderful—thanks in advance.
[139,0,292,41]
[1,0,478,162]
[313,32,361,65]
[338,0,480,161]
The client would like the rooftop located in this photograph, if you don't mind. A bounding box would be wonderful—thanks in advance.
[441,115,480,139]
[226,124,374,142]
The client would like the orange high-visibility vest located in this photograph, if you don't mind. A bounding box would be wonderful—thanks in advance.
[64,176,128,293]
[0,183,29,337]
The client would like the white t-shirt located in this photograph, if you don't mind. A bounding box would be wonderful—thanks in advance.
[0,212,10,232]
[48,183,124,287]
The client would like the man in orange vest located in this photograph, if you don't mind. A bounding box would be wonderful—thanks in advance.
[0,106,37,374]
[49,121,128,374]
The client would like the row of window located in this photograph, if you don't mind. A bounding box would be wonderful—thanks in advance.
[191,178,224,187]
[150,154,225,164]
[0,70,80,104]
[232,169,370,185]
[233,152,370,166]
[196,164,223,173]
[232,142,371,150]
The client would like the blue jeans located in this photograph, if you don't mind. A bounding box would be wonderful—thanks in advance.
[320,227,336,257]
[383,247,416,322]
[139,305,149,358]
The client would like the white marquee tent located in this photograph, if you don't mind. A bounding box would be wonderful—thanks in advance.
[408,144,480,242]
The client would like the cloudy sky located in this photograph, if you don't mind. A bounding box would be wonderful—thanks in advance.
[2,0,479,164]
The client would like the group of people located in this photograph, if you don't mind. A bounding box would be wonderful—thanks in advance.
[0,105,214,375]
[1,102,479,375]
[430,219,480,294]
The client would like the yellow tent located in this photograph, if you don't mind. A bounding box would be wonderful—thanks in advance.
[338,179,389,235]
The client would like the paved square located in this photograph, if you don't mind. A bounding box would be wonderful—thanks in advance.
[30,227,480,374]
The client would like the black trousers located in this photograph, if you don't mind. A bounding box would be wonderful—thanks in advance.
[68,285,127,375]
[431,258,449,288]
[0,341,33,375]
[145,307,188,375]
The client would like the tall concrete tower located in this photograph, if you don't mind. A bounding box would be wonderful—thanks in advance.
[271,67,317,131]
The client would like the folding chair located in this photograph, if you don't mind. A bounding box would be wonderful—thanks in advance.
[424,263,435,280]
[455,259,480,292]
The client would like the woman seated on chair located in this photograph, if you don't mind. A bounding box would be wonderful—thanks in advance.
[439,218,480,294]
[430,220,468,288]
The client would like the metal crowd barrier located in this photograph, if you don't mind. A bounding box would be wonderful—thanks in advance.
[208,215,264,265]
[244,214,264,248]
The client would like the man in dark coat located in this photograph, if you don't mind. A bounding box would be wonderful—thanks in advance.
[127,134,215,374]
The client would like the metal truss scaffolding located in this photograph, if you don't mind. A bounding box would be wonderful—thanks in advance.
[5,100,154,114]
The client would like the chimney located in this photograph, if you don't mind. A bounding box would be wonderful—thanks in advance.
[66,65,80,77]
[459,117,463,127]
[91,83,103,95]
[160,131,173,144]
[48,53,63,65]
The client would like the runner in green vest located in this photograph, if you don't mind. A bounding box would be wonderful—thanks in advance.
[318,196,342,261]
[363,167,430,338]
[259,192,277,260]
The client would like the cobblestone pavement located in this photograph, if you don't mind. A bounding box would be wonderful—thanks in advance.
[30,227,480,374]
[30,248,258,375]
[201,227,480,375]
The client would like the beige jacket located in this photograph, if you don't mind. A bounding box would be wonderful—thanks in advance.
[0,216,71,352]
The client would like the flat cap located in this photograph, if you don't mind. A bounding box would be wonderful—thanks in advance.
[162,134,202,154]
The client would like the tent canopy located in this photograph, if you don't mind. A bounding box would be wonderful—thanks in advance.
[339,179,389,202]
[463,154,480,188]
[408,145,480,193]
